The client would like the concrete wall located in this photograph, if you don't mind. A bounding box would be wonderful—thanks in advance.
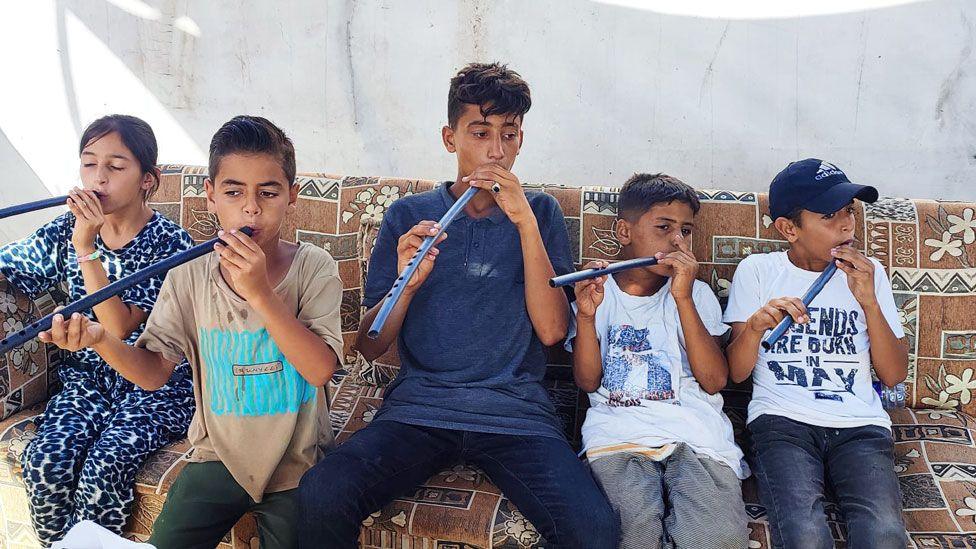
[1,0,973,241]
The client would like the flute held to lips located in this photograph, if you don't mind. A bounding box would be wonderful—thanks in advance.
[0,227,253,354]
[548,257,660,288]
[0,191,107,221]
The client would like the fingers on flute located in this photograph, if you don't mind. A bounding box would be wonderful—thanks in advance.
[771,297,808,323]
[218,230,257,255]
[69,188,94,217]
[831,246,872,268]
[574,278,600,294]
[408,222,441,237]
[66,313,83,347]
[758,306,787,329]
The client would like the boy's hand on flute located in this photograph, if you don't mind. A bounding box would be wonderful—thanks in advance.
[830,246,877,307]
[747,297,809,335]
[398,221,447,293]
[463,164,534,228]
[38,310,105,351]
[574,261,608,320]
[68,188,105,255]
[658,234,698,300]
[214,229,273,302]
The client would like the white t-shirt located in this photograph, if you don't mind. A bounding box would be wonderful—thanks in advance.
[566,275,748,479]
[722,251,904,430]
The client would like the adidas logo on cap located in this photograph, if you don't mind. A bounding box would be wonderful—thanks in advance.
[814,161,844,181]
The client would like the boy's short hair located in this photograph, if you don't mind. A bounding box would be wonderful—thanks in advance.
[448,62,531,129]
[208,115,296,184]
[617,173,701,222]
[785,206,806,227]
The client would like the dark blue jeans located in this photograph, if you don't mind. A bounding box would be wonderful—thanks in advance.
[749,414,906,549]
[298,420,618,549]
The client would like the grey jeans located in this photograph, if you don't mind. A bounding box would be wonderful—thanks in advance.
[590,443,749,549]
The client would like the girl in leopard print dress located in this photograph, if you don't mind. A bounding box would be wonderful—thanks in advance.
[0,115,195,545]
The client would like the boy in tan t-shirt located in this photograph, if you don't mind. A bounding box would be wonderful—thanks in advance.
[39,115,343,549]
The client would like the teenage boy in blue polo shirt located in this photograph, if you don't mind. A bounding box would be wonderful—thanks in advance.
[298,62,617,549]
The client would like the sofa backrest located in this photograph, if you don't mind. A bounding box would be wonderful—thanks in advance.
[132,165,976,420]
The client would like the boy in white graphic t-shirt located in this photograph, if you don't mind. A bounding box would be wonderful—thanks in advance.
[567,173,749,549]
[724,158,909,549]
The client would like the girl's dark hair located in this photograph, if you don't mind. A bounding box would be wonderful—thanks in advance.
[208,115,296,184]
[448,62,531,128]
[79,114,160,200]
[618,173,701,221]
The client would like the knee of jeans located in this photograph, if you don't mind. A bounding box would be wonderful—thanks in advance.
[562,498,618,549]
[862,513,906,544]
[775,516,833,549]
[299,458,361,510]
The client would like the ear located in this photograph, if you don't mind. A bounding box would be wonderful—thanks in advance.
[442,125,457,153]
[288,182,299,212]
[204,178,216,214]
[141,168,160,192]
[773,216,800,243]
[615,218,633,246]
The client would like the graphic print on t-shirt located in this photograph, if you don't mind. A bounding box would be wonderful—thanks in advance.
[764,305,861,402]
[199,327,316,416]
[603,324,673,406]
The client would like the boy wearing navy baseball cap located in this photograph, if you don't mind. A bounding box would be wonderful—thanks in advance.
[723,159,909,547]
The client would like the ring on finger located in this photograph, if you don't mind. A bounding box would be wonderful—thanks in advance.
[491,182,501,194]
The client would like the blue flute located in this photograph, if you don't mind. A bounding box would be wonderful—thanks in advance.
[0,227,253,354]
[549,257,660,288]
[367,186,479,339]
[0,195,69,220]
[760,261,839,351]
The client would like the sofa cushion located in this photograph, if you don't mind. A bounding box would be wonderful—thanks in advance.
[0,275,63,423]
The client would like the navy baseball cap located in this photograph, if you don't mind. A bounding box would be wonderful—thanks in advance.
[768,159,878,220]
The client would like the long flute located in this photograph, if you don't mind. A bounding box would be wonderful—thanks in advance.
[760,261,839,351]
[0,196,69,220]
[0,227,253,354]
[367,186,479,339]
[549,257,660,287]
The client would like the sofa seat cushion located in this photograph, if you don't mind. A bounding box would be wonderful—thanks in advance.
[0,405,256,548]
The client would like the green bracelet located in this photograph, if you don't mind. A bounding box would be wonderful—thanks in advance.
[77,250,102,264]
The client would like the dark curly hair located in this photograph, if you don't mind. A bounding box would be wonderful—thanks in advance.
[208,115,296,185]
[448,62,531,128]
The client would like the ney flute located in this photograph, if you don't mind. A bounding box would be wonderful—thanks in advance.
[549,257,660,288]
[0,227,253,354]
[760,261,839,351]
[367,186,479,339]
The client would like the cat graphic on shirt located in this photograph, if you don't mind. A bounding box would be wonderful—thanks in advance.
[603,324,674,406]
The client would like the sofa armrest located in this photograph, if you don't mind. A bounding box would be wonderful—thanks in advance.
[0,273,59,420]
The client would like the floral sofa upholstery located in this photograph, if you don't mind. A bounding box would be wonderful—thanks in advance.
[1,165,975,548]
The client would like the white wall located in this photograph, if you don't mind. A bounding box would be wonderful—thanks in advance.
[1,0,974,241]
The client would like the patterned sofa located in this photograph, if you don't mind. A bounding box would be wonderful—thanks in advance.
[1,165,975,548]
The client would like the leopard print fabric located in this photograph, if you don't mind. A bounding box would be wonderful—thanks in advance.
[0,211,196,544]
